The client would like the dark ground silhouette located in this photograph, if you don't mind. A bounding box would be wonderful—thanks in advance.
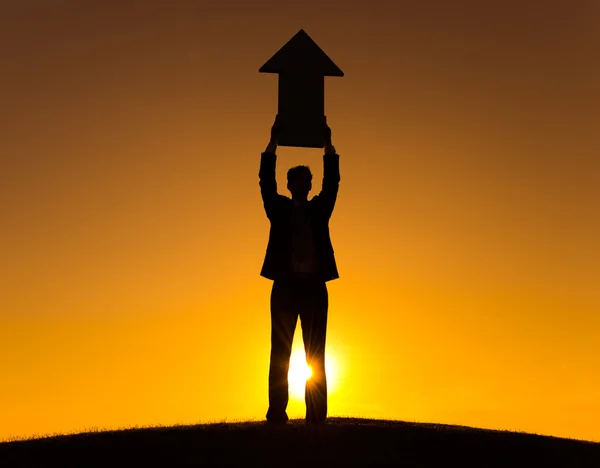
[1,418,599,467]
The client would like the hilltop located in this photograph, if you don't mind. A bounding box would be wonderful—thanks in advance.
[1,417,599,467]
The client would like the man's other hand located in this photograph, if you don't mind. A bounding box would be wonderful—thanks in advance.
[266,114,281,153]
[271,114,282,144]
[324,116,335,154]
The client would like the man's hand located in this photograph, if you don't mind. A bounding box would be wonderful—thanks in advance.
[265,114,281,153]
[324,116,336,154]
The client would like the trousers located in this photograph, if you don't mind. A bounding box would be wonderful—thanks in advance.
[266,276,328,423]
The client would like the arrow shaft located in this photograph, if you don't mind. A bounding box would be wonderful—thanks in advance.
[277,74,325,148]
[278,74,324,116]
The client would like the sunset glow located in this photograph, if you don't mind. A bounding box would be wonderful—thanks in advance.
[288,350,313,399]
[288,349,341,399]
[1,0,599,443]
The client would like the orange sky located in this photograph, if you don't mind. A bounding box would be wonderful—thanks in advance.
[1,0,599,442]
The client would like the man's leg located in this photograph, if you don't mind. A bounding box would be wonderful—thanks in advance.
[300,280,328,423]
[266,280,298,423]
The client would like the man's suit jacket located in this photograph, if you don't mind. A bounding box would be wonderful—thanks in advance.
[259,151,340,282]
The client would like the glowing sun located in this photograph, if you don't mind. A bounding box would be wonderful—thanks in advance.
[288,348,340,399]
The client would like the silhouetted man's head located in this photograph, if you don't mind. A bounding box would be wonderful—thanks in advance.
[287,165,312,201]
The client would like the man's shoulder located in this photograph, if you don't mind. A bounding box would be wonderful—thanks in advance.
[274,194,292,209]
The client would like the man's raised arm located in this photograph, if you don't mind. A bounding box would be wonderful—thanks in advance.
[317,118,340,219]
[259,115,281,220]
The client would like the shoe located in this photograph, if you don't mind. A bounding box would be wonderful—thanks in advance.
[305,418,326,425]
[266,410,289,424]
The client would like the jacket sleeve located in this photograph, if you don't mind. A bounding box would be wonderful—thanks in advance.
[259,151,279,220]
[317,153,340,219]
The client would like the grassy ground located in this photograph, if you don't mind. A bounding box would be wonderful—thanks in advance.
[1,417,599,467]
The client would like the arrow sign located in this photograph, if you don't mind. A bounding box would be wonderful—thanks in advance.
[259,29,344,148]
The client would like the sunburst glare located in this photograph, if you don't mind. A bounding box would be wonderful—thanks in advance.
[288,348,340,399]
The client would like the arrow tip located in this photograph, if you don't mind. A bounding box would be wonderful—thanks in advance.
[259,29,344,77]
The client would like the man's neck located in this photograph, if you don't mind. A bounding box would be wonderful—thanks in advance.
[292,197,308,205]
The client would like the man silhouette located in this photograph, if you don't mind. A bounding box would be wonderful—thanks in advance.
[259,114,340,424]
